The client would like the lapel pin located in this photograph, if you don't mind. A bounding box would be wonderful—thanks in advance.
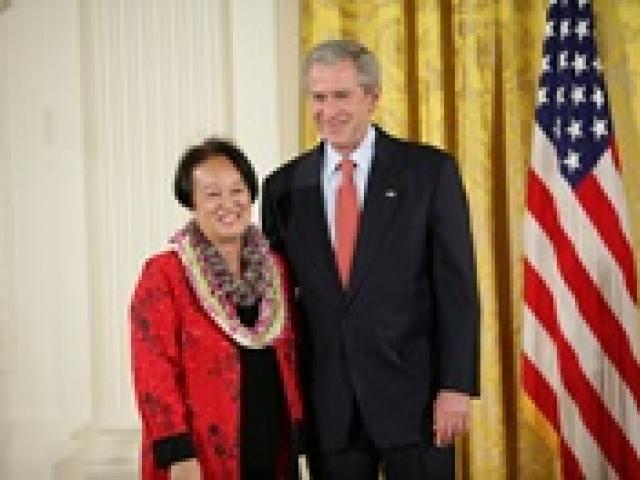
[385,189,397,198]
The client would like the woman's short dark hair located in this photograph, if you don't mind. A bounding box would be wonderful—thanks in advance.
[174,137,258,210]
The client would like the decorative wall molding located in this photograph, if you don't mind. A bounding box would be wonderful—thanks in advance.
[54,427,139,480]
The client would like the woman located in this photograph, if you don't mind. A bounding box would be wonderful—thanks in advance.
[130,137,302,479]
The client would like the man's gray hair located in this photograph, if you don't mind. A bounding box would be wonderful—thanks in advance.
[303,39,380,93]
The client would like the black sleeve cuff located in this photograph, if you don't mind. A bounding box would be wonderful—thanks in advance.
[152,432,196,470]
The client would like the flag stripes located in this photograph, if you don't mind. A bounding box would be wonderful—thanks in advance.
[574,171,637,301]
[527,167,640,403]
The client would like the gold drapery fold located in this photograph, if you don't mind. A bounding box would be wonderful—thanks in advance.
[300,1,640,478]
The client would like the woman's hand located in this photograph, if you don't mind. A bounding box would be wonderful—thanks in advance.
[170,459,201,480]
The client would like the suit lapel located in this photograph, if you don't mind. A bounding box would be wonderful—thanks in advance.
[289,145,344,301]
[348,130,405,300]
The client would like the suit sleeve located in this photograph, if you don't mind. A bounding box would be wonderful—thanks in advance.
[432,156,480,396]
[261,174,283,253]
[130,256,196,469]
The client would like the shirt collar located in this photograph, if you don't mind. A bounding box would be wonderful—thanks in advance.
[324,125,376,176]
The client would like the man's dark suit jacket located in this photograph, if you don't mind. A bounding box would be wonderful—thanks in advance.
[261,126,479,453]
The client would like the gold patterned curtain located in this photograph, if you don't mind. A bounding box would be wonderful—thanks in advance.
[300,1,640,478]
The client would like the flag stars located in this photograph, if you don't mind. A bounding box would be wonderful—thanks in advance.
[558,51,569,71]
[591,118,608,140]
[567,119,583,141]
[592,86,605,109]
[538,87,549,105]
[554,117,562,139]
[571,85,586,106]
[537,4,612,161]
[556,87,566,105]
[573,53,588,76]
[564,150,581,172]
[546,20,555,38]
[560,19,571,40]
[576,20,590,41]
[593,57,603,72]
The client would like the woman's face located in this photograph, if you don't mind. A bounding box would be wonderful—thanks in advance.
[192,155,252,246]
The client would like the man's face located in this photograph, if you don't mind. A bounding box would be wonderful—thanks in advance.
[307,59,379,155]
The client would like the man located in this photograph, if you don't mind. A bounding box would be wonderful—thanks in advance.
[261,39,479,479]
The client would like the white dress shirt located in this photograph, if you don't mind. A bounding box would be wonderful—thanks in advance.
[322,125,376,245]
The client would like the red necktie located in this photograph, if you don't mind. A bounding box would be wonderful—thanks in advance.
[336,158,360,288]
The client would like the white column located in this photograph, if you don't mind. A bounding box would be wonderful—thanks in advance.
[57,1,231,478]
[80,0,230,428]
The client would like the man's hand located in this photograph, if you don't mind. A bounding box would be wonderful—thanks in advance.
[170,459,201,480]
[433,390,470,447]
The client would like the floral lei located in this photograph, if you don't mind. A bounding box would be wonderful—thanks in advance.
[170,221,286,349]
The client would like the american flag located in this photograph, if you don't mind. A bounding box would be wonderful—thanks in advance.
[522,0,640,478]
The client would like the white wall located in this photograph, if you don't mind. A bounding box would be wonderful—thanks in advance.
[0,0,300,478]
[1,1,91,479]
[0,4,14,480]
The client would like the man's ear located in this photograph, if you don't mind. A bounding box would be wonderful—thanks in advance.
[368,86,381,109]
[370,86,380,102]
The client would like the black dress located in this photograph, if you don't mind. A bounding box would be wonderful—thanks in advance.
[237,302,284,479]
